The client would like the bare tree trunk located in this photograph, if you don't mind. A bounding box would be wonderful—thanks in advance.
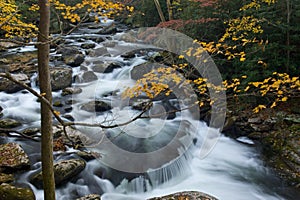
[38,0,55,199]
[286,0,291,72]
[153,0,166,22]
[166,0,173,20]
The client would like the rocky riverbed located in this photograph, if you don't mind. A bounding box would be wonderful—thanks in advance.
[0,20,299,200]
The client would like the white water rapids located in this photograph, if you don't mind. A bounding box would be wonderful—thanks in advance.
[0,19,299,200]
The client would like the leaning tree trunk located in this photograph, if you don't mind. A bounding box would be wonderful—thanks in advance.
[38,0,56,199]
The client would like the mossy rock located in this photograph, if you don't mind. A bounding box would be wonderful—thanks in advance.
[0,183,35,200]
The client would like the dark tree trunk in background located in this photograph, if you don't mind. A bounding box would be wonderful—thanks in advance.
[37,0,56,199]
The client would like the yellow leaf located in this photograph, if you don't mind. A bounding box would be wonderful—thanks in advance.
[240,57,246,62]
[281,97,288,102]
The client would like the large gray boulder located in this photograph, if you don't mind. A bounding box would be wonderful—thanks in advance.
[147,191,218,200]
[50,67,72,91]
[0,143,30,171]
[0,74,30,93]
[0,183,35,200]
[31,159,86,188]
[57,46,85,67]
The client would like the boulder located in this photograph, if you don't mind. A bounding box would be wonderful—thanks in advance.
[92,61,122,73]
[22,127,40,136]
[80,100,112,112]
[97,24,117,35]
[64,54,85,67]
[81,43,96,49]
[31,159,86,188]
[130,62,160,80]
[0,74,30,93]
[57,46,80,55]
[147,191,218,200]
[86,47,109,57]
[0,143,30,171]
[0,118,21,129]
[57,46,85,67]
[0,183,35,200]
[78,71,98,83]
[50,67,72,91]
[76,194,101,200]
[62,87,83,96]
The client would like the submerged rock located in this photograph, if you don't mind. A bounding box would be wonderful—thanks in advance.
[147,191,218,200]
[0,183,35,200]
[0,143,30,171]
[31,159,86,188]
[0,74,30,93]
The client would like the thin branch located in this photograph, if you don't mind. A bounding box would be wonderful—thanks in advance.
[0,128,40,141]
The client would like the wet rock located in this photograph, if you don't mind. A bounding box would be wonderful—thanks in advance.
[81,43,96,49]
[22,128,40,136]
[0,173,14,184]
[147,191,218,200]
[64,54,85,67]
[0,118,21,128]
[57,46,85,67]
[50,67,72,91]
[31,159,86,188]
[86,47,109,57]
[130,62,160,80]
[78,71,98,83]
[53,100,63,107]
[131,99,152,111]
[121,51,136,59]
[62,87,83,96]
[0,183,35,200]
[97,24,117,35]
[0,143,30,171]
[76,194,101,200]
[57,46,80,55]
[119,33,138,43]
[80,100,111,112]
[104,62,122,73]
[0,74,30,93]
[75,151,101,161]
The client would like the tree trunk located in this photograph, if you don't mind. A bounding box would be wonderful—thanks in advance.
[166,0,173,20]
[153,0,166,22]
[38,0,56,200]
[285,0,291,72]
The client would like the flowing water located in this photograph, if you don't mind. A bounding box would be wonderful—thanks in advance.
[0,19,299,200]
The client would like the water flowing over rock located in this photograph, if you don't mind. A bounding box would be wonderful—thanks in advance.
[86,47,109,57]
[0,74,30,93]
[50,67,72,91]
[0,183,35,200]
[147,191,218,200]
[0,118,21,129]
[31,159,86,188]
[76,71,98,83]
[81,43,96,49]
[0,143,30,171]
